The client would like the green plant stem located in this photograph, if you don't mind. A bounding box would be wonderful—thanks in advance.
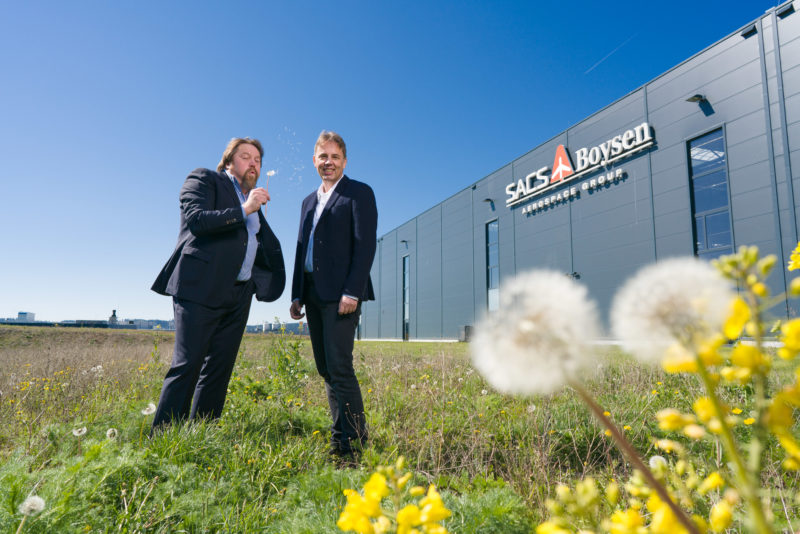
[14,516,26,534]
[694,355,772,534]
[570,381,700,534]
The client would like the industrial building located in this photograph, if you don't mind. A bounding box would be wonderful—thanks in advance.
[361,2,800,340]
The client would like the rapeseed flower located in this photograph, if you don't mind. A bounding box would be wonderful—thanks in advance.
[709,500,733,532]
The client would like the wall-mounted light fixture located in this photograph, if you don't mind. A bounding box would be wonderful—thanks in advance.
[482,198,495,210]
[686,94,706,103]
[400,239,408,246]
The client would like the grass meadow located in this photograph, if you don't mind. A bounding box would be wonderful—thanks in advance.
[1,325,798,532]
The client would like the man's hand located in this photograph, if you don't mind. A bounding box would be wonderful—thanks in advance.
[338,295,358,315]
[242,187,270,215]
[290,300,305,320]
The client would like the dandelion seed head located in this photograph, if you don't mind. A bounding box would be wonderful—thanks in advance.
[649,455,667,470]
[18,495,45,515]
[106,428,118,439]
[470,270,600,395]
[72,426,87,437]
[141,402,156,416]
[480,389,488,396]
[266,170,276,177]
[527,404,536,413]
[611,258,734,363]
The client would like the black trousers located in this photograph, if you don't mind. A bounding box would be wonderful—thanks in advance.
[304,275,367,452]
[152,280,253,430]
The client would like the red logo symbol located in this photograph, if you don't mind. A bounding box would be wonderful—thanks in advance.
[550,145,574,184]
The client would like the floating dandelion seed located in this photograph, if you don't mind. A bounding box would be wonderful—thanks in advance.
[141,403,156,415]
[611,257,734,363]
[72,427,87,437]
[18,495,45,515]
[106,428,118,439]
[470,269,600,395]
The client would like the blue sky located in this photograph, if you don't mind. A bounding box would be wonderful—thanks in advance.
[0,0,778,324]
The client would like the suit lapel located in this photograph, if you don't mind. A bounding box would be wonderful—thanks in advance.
[319,175,348,222]
[217,170,241,206]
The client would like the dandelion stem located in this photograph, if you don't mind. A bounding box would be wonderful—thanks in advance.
[14,516,26,534]
[570,380,701,534]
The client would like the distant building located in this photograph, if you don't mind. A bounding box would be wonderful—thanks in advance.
[362,4,800,340]
[108,309,118,325]
[17,312,34,322]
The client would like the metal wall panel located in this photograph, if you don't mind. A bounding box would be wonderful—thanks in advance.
[441,190,475,338]
[378,232,398,339]
[416,206,443,338]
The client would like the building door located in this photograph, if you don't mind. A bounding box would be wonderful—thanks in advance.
[402,255,410,340]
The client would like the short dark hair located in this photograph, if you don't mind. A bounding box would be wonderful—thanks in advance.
[217,137,264,172]
[314,131,346,159]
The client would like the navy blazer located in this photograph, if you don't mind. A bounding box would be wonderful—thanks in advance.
[152,168,285,306]
[291,175,377,303]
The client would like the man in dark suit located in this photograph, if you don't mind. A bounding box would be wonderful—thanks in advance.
[289,131,377,459]
[151,137,285,430]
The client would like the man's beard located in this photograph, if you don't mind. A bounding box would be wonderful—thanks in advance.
[242,169,259,192]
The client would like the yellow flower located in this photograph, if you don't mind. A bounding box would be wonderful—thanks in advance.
[779,319,800,360]
[730,345,768,373]
[693,396,726,424]
[723,297,750,339]
[372,516,391,534]
[752,282,768,297]
[647,493,683,533]
[655,439,684,454]
[605,508,644,534]
[363,473,389,503]
[788,242,800,271]
[397,472,412,489]
[656,408,693,430]
[623,425,632,431]
[743,417,755,425]
[396,504,421,532]
[606,481,620,506]
[419,485,451,523]
[698,471,725,494]
[731,408,742,415]
[709,500,733,532]
[683,424,706,439]
[662,344,698,373]
[603,411,611,416]
[536,521,571,534]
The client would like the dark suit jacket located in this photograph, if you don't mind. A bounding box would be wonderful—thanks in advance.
[291,175,377,304]
[152,168,285,306]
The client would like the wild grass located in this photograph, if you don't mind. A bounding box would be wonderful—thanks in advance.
[0,325,797,532]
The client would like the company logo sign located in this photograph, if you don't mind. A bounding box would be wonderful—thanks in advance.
[505,122,655,207]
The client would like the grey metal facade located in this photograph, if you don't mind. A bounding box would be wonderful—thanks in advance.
[362,2,800,340]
